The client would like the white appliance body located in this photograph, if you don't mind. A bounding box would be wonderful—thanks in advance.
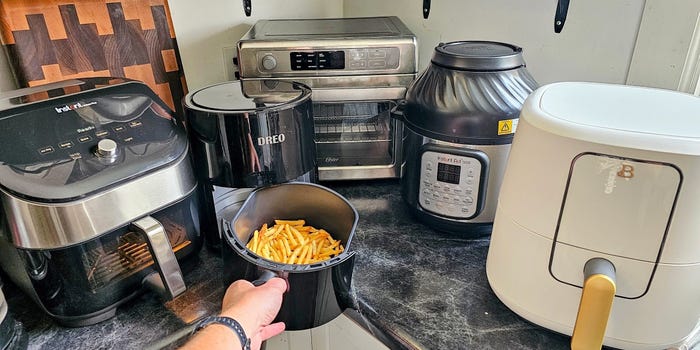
[486,82,700,350]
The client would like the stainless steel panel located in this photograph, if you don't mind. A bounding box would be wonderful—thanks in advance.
[318,164,401,181]
[0,152,197,249]
[238,76,413,97]
[239,40,416,78]
[237,17,416,79]
[403,128,512,223]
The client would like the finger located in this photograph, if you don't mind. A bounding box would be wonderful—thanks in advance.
[258,277,287,293]
[226,279,254,295]
[257,322,286,341]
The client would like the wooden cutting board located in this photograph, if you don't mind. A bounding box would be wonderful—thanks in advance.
[0,0,187,115]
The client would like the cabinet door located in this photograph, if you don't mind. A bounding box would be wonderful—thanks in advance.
[264,329,312,350]
[627,0,700,95]
[264,314,388,350]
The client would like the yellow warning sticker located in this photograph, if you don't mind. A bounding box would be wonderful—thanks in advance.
[498,119,518,135]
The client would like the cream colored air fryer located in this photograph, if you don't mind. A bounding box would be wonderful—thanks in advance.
[486,82,700,350]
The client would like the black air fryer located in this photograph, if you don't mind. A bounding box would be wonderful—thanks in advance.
[0,78,203,326]
[222,183,357,331]
[184,80,317,250]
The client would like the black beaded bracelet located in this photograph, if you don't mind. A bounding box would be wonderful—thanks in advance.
[195,316,251,350]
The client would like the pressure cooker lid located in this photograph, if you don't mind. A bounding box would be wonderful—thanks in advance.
[432,41,525,71]
[0,79,188,202]
[187,80,311,113]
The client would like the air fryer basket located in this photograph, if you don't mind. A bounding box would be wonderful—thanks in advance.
[223,182,358,330]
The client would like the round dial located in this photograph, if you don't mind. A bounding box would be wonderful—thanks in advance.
[261,55,277,71]
[96,138,118,158]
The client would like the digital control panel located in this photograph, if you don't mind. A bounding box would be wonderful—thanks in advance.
[34,119,145,160]
[0,94,179,170]
[290,51,345,70]
[257,47,401,73]
[346,47,400,70]
[418,151,483,219]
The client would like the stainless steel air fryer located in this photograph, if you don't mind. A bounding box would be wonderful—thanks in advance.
[401,41,538,235]
[0,78,203,326]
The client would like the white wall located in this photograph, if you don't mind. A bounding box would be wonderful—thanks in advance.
[168,0,343,91]
[343,0,645,86]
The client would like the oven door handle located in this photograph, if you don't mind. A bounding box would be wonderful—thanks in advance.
[391,100,406,122]
[312,86,407,102]
[134,216,186,300]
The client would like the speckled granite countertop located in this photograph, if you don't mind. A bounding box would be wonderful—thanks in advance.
[3,180,699,350]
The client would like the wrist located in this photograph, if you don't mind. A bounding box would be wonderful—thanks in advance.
[195,323,243,348]
[220,309,257,338]
[195,316,251,350]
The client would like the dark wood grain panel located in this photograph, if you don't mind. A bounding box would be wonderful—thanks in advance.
[25,14,57,65]
[58,4,106,74]
[0,0,187,115]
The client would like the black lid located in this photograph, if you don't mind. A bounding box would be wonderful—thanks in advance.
[186,80,311,113]
[431,41,525,71]
[0,79,188,202]
[404,43,538,144]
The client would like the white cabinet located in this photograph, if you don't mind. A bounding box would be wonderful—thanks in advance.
[264,313,389,350]
[627,0,700,95]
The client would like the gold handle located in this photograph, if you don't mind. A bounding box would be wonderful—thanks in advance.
[571,258,616,350]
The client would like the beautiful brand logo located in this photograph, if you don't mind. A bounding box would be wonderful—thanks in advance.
[601,160,634,194]
[258,134,286,146]
[324,157,339,163]
[617,164,634,178]
[54,101,97,114]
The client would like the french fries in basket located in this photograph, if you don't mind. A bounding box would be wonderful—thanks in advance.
[245,219,345,264]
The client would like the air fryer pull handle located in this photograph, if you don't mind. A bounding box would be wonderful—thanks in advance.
[252,270,277,286]
[134,216,186,300]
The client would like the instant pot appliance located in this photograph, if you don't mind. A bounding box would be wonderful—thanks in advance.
[401,41,537,235]
[222,182,357,331]
[184,80,316,250]
[0,78,203,326]
[236,16,417,181]
[487,82,700,350]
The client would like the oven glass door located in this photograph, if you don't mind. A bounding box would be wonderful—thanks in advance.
[313,100,397,168]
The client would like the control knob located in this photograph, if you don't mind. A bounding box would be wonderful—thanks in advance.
[96,139,118,160]
[261,55,277,71]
